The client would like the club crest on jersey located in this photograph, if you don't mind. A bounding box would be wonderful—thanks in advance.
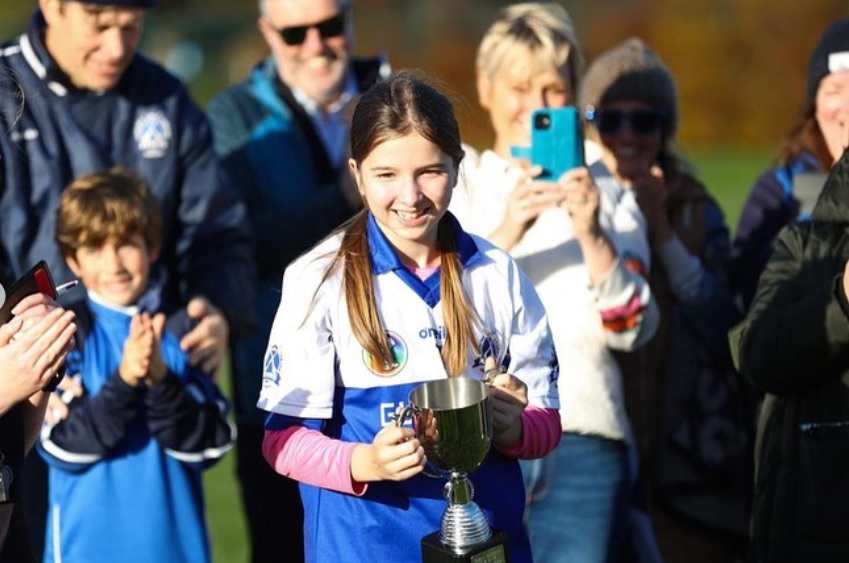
[262,345,283,387]
[133,110,172,158]
[362,331,408,377]
[472,332,510,378]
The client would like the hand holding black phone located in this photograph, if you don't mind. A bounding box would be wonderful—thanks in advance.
[0,260,78,392]
[0,260,59,325]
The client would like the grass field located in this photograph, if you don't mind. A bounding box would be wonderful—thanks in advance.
[201,146,775,562]
[688,147,774,234]
[204,371,249,563]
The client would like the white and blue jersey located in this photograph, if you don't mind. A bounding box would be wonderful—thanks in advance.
[37,294,235,563]
[258,213,559,563]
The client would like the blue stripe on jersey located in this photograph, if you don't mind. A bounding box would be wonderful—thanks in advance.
[265,413,324,431]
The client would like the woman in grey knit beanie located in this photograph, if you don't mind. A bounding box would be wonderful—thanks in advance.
[581,37,749,563]
[580,37,678,141]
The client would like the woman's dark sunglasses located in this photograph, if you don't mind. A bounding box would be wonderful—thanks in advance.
[277,13,346,46]
[585,107,666,135]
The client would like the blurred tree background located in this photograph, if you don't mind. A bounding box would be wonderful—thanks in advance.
[2,0,847,154]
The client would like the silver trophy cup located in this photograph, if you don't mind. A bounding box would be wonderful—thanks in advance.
[398,377,509,562]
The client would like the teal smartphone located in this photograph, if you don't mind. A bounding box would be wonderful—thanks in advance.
[529,106,584,180]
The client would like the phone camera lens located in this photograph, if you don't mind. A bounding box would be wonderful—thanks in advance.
[534,113,551,130]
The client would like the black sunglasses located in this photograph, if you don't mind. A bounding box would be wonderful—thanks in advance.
[277,13,346,46]
[585,107,666,135]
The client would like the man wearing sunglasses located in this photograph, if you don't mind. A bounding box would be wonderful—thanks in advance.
[0,0,255,559]
[207,1,389,562]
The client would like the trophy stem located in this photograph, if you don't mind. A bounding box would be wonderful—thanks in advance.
[439,471,492,552]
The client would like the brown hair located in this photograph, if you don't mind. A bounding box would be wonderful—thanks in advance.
[776,108,833,169]
[327,70,479,376]
[55,166,162,258]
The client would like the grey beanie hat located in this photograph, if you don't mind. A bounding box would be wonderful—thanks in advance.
[579,37,678,138]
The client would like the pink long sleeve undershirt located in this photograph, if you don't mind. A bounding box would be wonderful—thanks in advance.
[261,406,561,495]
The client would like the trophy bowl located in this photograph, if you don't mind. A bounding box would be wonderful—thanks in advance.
[408,377,492,475]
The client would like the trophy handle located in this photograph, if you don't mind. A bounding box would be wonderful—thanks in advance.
[393,404,441,479]
[393,404,415,428]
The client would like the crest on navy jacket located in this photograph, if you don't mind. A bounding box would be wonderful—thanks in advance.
[134,110,172,158]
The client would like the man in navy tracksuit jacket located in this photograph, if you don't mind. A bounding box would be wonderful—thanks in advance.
[0,0,254,557]
[206,0,388,560]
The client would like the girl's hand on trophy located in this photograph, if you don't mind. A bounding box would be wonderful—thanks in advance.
[351,425,425,483]
[486,367,528,449]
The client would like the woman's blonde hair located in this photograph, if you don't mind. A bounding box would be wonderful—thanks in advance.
[476,2,584,98]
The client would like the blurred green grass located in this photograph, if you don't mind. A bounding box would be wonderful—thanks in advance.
[688,146,774,234]
[204,363,249,563]
[201,146,775,563]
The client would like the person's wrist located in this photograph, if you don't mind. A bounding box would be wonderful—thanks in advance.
[118,364,143,388]
[575,223,607,246]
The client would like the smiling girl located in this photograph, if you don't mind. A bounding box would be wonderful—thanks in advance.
[258,70,561,563]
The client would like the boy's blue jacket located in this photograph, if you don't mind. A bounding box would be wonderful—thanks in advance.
[37,295,235,563]
[0,11,255,338]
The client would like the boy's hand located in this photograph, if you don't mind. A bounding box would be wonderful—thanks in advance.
[146,313,168,386]
[45,375,84,426]
[119,314,154,387]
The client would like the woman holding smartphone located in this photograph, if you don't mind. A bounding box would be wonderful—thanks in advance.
[449,4,659,562]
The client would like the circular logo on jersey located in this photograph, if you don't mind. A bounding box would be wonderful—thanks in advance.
[362,331,408,377]
[133,110,172,159]
[0,282,5,310]
[262,345,283,387]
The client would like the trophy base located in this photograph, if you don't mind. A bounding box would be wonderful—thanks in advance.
[421,529,510,563]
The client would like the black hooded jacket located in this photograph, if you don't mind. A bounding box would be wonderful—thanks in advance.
[730,147,849,562]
